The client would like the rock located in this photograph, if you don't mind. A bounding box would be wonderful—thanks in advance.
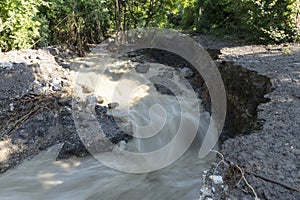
[206,48,221,60]
[51,78,61,85]
[108,102,119,109]
[135,64,150,74]
[135,63,150,73]
[48,48,60,56]
[95,105,107,115]
[96,95,104,104]
[61,80,70,87]
[127,51,137,57]
[61,63,70,69]
[81,84,94,93]
[58,97,72,106]
[179,67,193,77]
[0,62,13,70]
[54,57,62,65]
[52,84,62,91]
[30,81,44,95]
[106,110,129,123]
[70,62,90,71]
[9,103,14,111]
[60,106,72,116]
[209,175,223,184]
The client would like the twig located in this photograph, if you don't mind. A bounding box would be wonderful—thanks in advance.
[234,165,259,200]
[0,96,58,137]
[210,149,229,175]
[38,105,56,117]
[245,170,300,193]
[210,150,259,200]
[210,149,300,199]
[1,106,42,137]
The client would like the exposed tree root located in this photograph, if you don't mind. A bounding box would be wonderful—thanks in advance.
[210,150,300,200]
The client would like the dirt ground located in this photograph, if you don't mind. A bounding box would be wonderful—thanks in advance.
[194,35,300,200]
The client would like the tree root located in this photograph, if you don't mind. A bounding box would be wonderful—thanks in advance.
[210,150,300,200]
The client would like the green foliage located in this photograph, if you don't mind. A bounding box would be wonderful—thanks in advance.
[39,0,113,45]
[40,0,177,46]
[0,0,45,51]
[196,0,300,43]
[1,0,299,51]
[119,0,176,29]
[1,0,181,51]
[167,0,199,29]
[282,46,292,55]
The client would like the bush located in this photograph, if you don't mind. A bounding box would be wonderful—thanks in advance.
[196,0,300,43]
[167,0,199,29]
[0,0,46,51]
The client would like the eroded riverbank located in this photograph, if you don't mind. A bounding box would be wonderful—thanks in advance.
[194,36,300,200]
[0,34,299,199]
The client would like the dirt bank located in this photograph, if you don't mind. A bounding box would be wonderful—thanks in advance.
[0,47,130,172]
[194,35,300,200]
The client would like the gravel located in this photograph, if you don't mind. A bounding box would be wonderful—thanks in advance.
[195,36,300,200]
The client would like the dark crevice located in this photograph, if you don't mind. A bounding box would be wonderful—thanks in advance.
[217,61,273,142]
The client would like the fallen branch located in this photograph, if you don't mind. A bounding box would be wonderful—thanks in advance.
[245,170,300,193]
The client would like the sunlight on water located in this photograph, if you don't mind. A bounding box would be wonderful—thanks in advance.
[0,144,216,200]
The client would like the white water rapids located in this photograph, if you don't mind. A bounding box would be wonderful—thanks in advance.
[0,46,217,200]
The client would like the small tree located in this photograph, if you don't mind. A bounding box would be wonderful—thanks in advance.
[0,0,46,51]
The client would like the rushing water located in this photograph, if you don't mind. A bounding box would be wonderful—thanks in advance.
[0,143,215,200]
[0,46,217,200]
